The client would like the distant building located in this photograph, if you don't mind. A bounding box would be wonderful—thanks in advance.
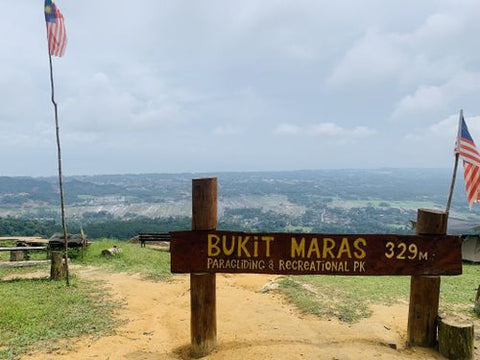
[447,217,480,263]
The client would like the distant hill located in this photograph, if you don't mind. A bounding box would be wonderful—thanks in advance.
[0,169,479,236]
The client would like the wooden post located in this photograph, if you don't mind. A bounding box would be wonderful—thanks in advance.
[50,251,64,280]
[190,178,217,357]
[407,209,447,347]
[474,285,480,315]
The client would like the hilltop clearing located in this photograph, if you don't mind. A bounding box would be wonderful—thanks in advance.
[20,267,478,360]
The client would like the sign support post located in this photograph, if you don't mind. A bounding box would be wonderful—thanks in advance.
[407,209,448,346]
[190,178,217,357]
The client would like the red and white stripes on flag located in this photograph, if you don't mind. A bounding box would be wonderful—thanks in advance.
[45,0,67,57]
[462,162,480,207]
[455,114,480,207]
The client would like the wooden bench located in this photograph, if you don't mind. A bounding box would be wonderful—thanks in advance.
[0,246,48,261]
[138,233,171,247]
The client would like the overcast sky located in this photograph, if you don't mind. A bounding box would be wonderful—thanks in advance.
[2,0,480,176]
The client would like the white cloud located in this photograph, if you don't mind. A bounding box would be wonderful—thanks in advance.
[392,72,480,119]
[411,12,464,46]
[274,122,375,139]
[311,122,344,136]
[283,44,318,61]
[327,2,480,91]
[2,1,480,175]
[393,86,445,115]
[213,126,241,135]
[61,71,186,138]
[405,113,480,142]
[311,123,376,138]
[327,28,407,87]
[274,123,301,135]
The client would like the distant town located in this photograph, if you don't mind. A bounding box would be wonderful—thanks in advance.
[0,169,479,239]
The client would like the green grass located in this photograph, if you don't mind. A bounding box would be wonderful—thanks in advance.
[0,239,171,359]
[278,275,406,322]
[0,276,120,360]
[277,264,480,323]
[0,264,49,280]
[440,264,480,311]
[1,236,478,357]
[76,239,171,281]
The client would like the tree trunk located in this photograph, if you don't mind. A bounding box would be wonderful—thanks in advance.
[438,315,474,360]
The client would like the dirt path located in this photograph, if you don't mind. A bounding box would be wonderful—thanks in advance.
[21,268,474,359]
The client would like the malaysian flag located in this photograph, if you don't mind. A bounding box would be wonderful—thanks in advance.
[455,114,480,207]
[44,0,67,57]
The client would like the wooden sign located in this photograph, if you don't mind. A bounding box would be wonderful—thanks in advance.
[170,231,462,276]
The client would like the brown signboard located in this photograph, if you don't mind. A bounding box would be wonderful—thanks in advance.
[170,231,462,276]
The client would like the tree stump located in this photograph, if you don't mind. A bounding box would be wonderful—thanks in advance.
[50,251,65,280]
[10,249,26,261]
[101,246,122,258]
[438,315,474,360]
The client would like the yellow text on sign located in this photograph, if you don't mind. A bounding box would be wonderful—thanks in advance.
[207,234,275,258]
[384,242,428,260]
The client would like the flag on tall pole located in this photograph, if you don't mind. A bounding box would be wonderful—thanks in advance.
[44,0,70,285]
[455,112,480,207]
[45,0,67,57]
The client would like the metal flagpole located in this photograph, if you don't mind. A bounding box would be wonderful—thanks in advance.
[445,109,463,214]
[48,51,70,285]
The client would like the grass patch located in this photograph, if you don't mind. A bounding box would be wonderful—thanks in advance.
[279,275,407,322]
[440,264,480,312]
[0,264,50,280]
[76,239,171,281]
[0,238,171,359]
[0,276,119,360]
[278,264,480,323]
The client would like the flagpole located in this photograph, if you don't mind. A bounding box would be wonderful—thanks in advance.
[48,51,70,285]
[445,154,459,214]
[445,109,464,214]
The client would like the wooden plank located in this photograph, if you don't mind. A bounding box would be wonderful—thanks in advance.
[171,231,462,276]
[0,236,46,242]
[0,247,47,252]
[139,233,171,239]
[0,260,50,268]
[18,239,50,245]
